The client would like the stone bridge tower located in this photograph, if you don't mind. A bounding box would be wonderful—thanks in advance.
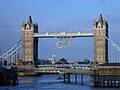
[94,13,108,64]
[22,15,38,67]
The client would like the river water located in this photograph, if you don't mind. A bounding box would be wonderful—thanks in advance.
[0,74,119,90]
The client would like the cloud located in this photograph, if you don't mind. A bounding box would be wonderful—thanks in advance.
[39,19,93,32]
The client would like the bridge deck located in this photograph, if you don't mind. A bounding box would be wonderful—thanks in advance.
[33,32,94,38]
[34,68,90,74]
[18,64,90,74]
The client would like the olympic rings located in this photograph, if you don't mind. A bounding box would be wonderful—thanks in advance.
[56,37,75,48]
[60,38,67,45]
[56,40,63,48]
[68,37,74,45]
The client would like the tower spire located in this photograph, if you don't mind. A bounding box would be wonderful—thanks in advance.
[94,17,96,25]
[98,12,103,23]
[22,21,25,27]
[27,14,33,25]
[36,22,38,27]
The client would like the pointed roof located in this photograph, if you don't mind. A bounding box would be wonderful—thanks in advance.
[36,22,38,27]
[22,21,25,27]
[93,18,96,25]
[27,14,33,25]
[98,12,103,23]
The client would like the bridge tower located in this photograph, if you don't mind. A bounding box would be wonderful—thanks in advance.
[22,15,38,67]
[94,13,108,64]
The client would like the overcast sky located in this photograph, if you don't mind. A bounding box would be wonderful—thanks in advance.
[0,0,120,62]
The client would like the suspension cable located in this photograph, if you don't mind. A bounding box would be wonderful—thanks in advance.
[110,41,111,62]
[113,44,114,63]
[1,39,22,65]
[106,37,120,63]
[115,47,116,63]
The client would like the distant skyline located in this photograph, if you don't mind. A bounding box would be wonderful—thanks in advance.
[0,0,120,62]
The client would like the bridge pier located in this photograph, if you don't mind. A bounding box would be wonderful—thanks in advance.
[118,81,120,87]
[94,80,120,87]
[110,81,113,86]
[63,74,65,83]
[91,64,120,87]
[63,73,84,85]
[102,81,105,86]
[107,81,109,86]
[63,73,70,83]
[68,73,70,83]
[75,74,77,84]
[93,77,120,87]
[81,74,83,85]
[114,81,116,86]
[74,74,83,85]
[99,81,101,86]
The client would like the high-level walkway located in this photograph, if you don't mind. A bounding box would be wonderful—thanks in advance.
[33,32,94,38]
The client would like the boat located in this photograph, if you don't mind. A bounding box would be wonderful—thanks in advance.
[56,76,68,80]
[57,76,63,80]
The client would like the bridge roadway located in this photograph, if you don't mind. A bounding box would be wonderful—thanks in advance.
[18,64,90,75]
[34,64,90,74]
[33,32,94,38]
[33,68,90,74]
[38,64,90,69]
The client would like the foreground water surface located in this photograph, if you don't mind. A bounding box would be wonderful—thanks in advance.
[0,74,119,90]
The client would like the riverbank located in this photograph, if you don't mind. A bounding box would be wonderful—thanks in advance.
[0,66,18,86]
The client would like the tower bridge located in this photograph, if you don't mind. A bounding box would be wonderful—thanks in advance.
[21,13,108,66]
[0,13,120,87]
[1,13,118,66]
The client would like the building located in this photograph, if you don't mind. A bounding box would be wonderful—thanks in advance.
[58,58,69,64]
[48,55,56,64]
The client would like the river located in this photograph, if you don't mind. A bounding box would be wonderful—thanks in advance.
[0,74,119,90]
